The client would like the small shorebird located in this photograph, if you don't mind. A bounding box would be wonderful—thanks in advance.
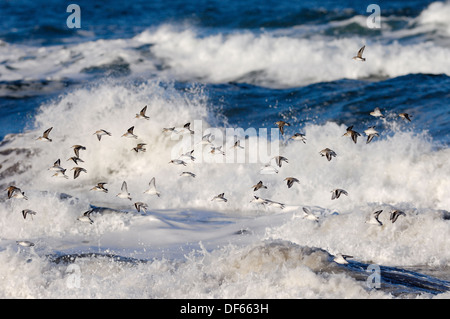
[343,125,361,144]
[52,169,69,179]
[320,148,337,161]
[399,113,412,122]
[132,143,147,153]
[48,159,64,171]
[252,181,267,191]
[169,159,187,166]
[366,210,383,226]
[162,127,176,133]
[390,210,406,223]
[291,133,306,143]
[352,45,366,61]
[134,202,148,213]
[144,177,160,197]
[302,207,319,221]
[370,107,384,118]
[77,209,94,224]
[94,129,112,141]
[210,146,225,156]
[117,181,132,200]
[71,167,87,179]
[232,140,244,149]
[275,121,290,135]
[71,145,86,158]
[136,105,150,120]
[180,171,196,178]
[179,150,195,162]
[284,177,299,188]
[212,193,227,202]
[37,127,53,142]
[182,122,194,135]
[90,182,108,193]
[272,156,288,168]
[364,126,379,144]
[331,188,348,200]
[5,186,28,200]
[333,253,353,264]
[260,164,279,174]
[21,209,37,220]
[67,156,84,165]
[122,126,138,138]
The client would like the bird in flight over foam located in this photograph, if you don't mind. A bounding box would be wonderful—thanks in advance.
[136,105,150,120]
[77,209,94,224]
[366,210,383,226]
[390,210,406,223]
[117,181,132,200]
[134,202,149,213]
[370,107,384,118]
[37,127,53,142]
[364,126,379,144]
[71,167,87,179]
[399,113,412,122]
[331,188,348,200]
[290,133,306,143]
[284,177,299,188]
[320,148,337,161]
[252,181,267,191]
[352,45,366,61]
[71,145,86,158]
[212,193,227,202]
[343,125,361,144]
[21,209,37,220]
[275,121,290,135]
[5,186,28,200]
[122,126,138,139]
[91,182,108,193]
[94,129,112,141]
[333,253,353,264]
[144,177,161,197]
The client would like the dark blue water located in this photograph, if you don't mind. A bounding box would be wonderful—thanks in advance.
[0,0,449,144]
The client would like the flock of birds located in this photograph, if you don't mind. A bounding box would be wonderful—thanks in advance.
[6,46,414,258]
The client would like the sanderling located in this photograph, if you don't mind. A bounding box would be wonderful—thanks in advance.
[352,45,366,61]
[37,127,53,142]
[21,209,37,220]
[210,146,225,156]
[260,164,279,174]
[52,169,69,179]
[212,193,227,202]
[48,159,64,171]
[333,253,353,264]
[71,167,87,179]
[144,177,161,197]
[290,133,306,143]
[122,126,138,139]
[77,209,94,224]
[370,107,384,118]
[320,148,337,161]
[284,177,299,188]
[169,159,187,166]
[366,210,383,226]
[343,125,361,144]
[232,140,244,149]
[136,105,150,120]
[117,181,132,200]
[390,210,406,223]
[5,186,28,200]
[252,181,267,191]
[331,188,348,200]
[272,156,288,167]
[90,182,108,193]
[275,121,290,135]
[180,171,196,178]
[302,207,319,221]
[132,143,147,153]
[399,113,412,122]
[71,145,86,158]
[364,126,379,144]
[179,150,195,162]
[94,129,112,141]
[134,202,148,213]
[67,156,84,165]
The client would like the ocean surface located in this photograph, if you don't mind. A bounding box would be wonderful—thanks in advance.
[0,0,449,299]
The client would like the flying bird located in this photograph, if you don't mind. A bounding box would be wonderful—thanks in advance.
[352,45,366,61]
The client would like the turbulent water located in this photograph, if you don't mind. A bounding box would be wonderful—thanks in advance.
[0,0,449,299]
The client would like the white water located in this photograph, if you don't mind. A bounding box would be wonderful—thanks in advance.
[0,79,449,298]
[2,1,450,88]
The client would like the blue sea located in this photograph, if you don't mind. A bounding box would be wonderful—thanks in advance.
[0,0,449,299]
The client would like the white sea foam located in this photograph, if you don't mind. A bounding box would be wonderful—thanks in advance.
[0,80,448,290]
[2,2,450,88]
